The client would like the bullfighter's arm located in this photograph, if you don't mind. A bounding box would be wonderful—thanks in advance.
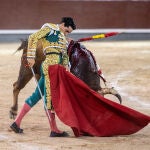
[62,38,73,68]
[62,51,69,66]
[27,26,51,58]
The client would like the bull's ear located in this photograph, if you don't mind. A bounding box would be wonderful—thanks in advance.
[70,40,75,44]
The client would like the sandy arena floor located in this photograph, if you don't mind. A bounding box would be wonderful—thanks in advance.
[0,41,150,150]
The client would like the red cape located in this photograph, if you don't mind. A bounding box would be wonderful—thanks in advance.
[48,65,150,137]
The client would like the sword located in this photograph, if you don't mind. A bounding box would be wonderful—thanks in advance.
[30,67,51,122]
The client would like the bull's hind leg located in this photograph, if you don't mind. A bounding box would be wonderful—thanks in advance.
[10,68,34,119]
[10,81,20,119]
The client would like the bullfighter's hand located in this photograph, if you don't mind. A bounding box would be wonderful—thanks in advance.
[65,65,70,72]
[27,58,35,67]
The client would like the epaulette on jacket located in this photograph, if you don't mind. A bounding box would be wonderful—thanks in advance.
[41,23,59,31]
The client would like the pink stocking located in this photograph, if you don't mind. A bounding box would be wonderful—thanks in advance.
[14,103,31,127]
[46,110,62,133]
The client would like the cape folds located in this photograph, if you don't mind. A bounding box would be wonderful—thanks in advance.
[48,65,150,137]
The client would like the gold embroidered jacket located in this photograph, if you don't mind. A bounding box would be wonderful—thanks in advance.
[27,23,69,66]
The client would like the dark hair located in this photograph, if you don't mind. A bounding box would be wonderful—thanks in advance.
[61,17,76,30]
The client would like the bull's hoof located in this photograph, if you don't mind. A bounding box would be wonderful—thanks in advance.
[9,110,17,119]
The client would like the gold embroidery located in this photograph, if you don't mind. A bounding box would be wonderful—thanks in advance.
[42,54,60,109]
[27,26,51,58]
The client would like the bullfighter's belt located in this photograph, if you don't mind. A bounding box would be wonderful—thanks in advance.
[46,52,62,57]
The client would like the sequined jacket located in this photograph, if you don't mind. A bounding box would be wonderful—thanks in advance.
[27,23,69,66]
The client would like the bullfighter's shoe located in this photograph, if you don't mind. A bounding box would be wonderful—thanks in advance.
[50,131,69,137]
[10,122,23,133]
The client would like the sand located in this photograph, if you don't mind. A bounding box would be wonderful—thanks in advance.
[0,41,150,150]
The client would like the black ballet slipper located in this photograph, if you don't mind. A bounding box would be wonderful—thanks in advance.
[10,122,23,133]
[50,131,69,137]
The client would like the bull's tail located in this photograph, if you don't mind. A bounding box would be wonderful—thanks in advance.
[13,39,28,54]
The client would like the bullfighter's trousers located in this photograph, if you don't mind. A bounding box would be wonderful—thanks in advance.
[25,53,62,110]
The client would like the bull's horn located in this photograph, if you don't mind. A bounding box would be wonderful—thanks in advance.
[99,87,122,104]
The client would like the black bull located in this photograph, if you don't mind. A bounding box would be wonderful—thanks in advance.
[10,39,122,119]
